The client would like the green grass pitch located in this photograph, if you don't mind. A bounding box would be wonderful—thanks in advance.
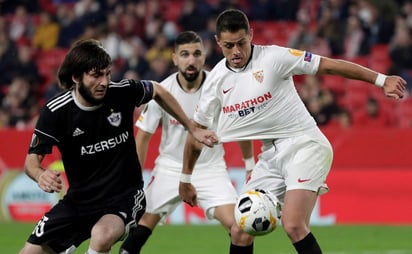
[2,222,412,253]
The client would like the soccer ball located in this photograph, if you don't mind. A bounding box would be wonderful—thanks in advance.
[234,189,280,236]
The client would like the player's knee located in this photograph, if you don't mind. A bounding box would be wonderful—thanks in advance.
[281,218,309,242]
[90,225,122,250]
[230,223,254,245]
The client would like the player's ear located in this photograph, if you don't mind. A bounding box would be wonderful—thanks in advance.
[172,52,178,66]
[249,28,253,41]
[71,75,79,84]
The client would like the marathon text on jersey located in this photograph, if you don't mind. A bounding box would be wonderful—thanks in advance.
[222,91,272,117]
[81,131,129,155]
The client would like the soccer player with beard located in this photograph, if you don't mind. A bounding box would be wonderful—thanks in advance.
[19,39,217,254]
[179,9,407,254]
[119,31,255,254]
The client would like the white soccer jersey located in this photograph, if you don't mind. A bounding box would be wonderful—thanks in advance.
[136,72,226,171]
[194,45,320,143]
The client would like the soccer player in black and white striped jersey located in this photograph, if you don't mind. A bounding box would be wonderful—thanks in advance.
[19,39,217,254]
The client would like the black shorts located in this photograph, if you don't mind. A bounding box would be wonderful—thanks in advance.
[27,188,146,253]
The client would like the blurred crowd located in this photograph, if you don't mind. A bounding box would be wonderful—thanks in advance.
[0,0,412,130]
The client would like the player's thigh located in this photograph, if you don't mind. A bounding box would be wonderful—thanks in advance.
[144,171,181,216]
[20,242,55,254]
[194,170,238,220]
[213,203,236,231]
[282,189,318,227]
[26,199,94,253]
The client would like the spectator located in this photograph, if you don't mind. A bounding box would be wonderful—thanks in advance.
[143,55,172,82]
[298,75,322,104]
[248,0,277,21]
[316,5,346,56]
[353,97,395,127]
[73,0,104,27]
[8,5,34,45]
[43,68,63,102]
[13,44,41,88]
[145,33,173,63]
[56,4,83,48]
[288,21,314,50]
[318,89,342,124]
[118,36,149,81]
[0,107,10,129]
[1,76,38,129]
[388,23,412,91]
[96,22,121,61]
[177,0,210,32]
[0,28,19,85]
[343,15,369,59]
[335,108,352,129]
[32,11,60,50]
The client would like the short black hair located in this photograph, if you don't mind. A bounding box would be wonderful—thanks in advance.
[216,9,250,37]
[174,31,203,49]
[57,39,112,89]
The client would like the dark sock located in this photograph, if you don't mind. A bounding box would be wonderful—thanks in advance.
[229,243,253,254]
[293,232,322,254]
[119,224,152,254]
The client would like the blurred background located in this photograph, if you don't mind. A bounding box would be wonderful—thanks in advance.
[0,0,411,226]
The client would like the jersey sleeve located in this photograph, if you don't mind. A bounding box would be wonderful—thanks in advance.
[134,80,154,106]
[28,106,59,155]
[272,47,321,78]
[135,100,162,134]
[193,73,221,128]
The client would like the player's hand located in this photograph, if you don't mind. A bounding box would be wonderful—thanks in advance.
[38,169,63,193]
[192,128,218,148]
[383,76,407,99]
[179,182,198,207]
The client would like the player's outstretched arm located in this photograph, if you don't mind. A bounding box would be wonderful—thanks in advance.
[152,82,218,147]
[317,57,407,99]
[178,121,205,207]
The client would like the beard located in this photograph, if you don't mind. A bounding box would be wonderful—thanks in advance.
[78,80,104,106]
[181,66,200,82]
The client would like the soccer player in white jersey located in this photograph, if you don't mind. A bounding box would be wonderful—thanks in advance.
[19,39,216,254]
[179,9,407,254]
[120,31,255,254]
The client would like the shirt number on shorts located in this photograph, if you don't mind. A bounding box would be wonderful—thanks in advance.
[32,216,49,237]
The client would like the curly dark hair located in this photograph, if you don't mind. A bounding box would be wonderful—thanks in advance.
[57,39,112,90]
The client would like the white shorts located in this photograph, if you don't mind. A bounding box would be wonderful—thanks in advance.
[145,167,238,223]
[241,128,333,204]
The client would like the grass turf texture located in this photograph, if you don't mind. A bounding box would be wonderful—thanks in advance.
[2,222,412,253]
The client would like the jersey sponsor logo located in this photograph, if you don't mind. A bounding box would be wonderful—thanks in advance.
[72,128,84,137]
[253,70,264,83]
[222,91,272,117]
[81,131,129,155]
[288,48,304,57]
[304,52,312,62]
[107,111,121,127]
[223,87,233,94]
[298,178,311,183]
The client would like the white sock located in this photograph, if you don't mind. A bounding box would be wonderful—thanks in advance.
[85,247,109,254]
